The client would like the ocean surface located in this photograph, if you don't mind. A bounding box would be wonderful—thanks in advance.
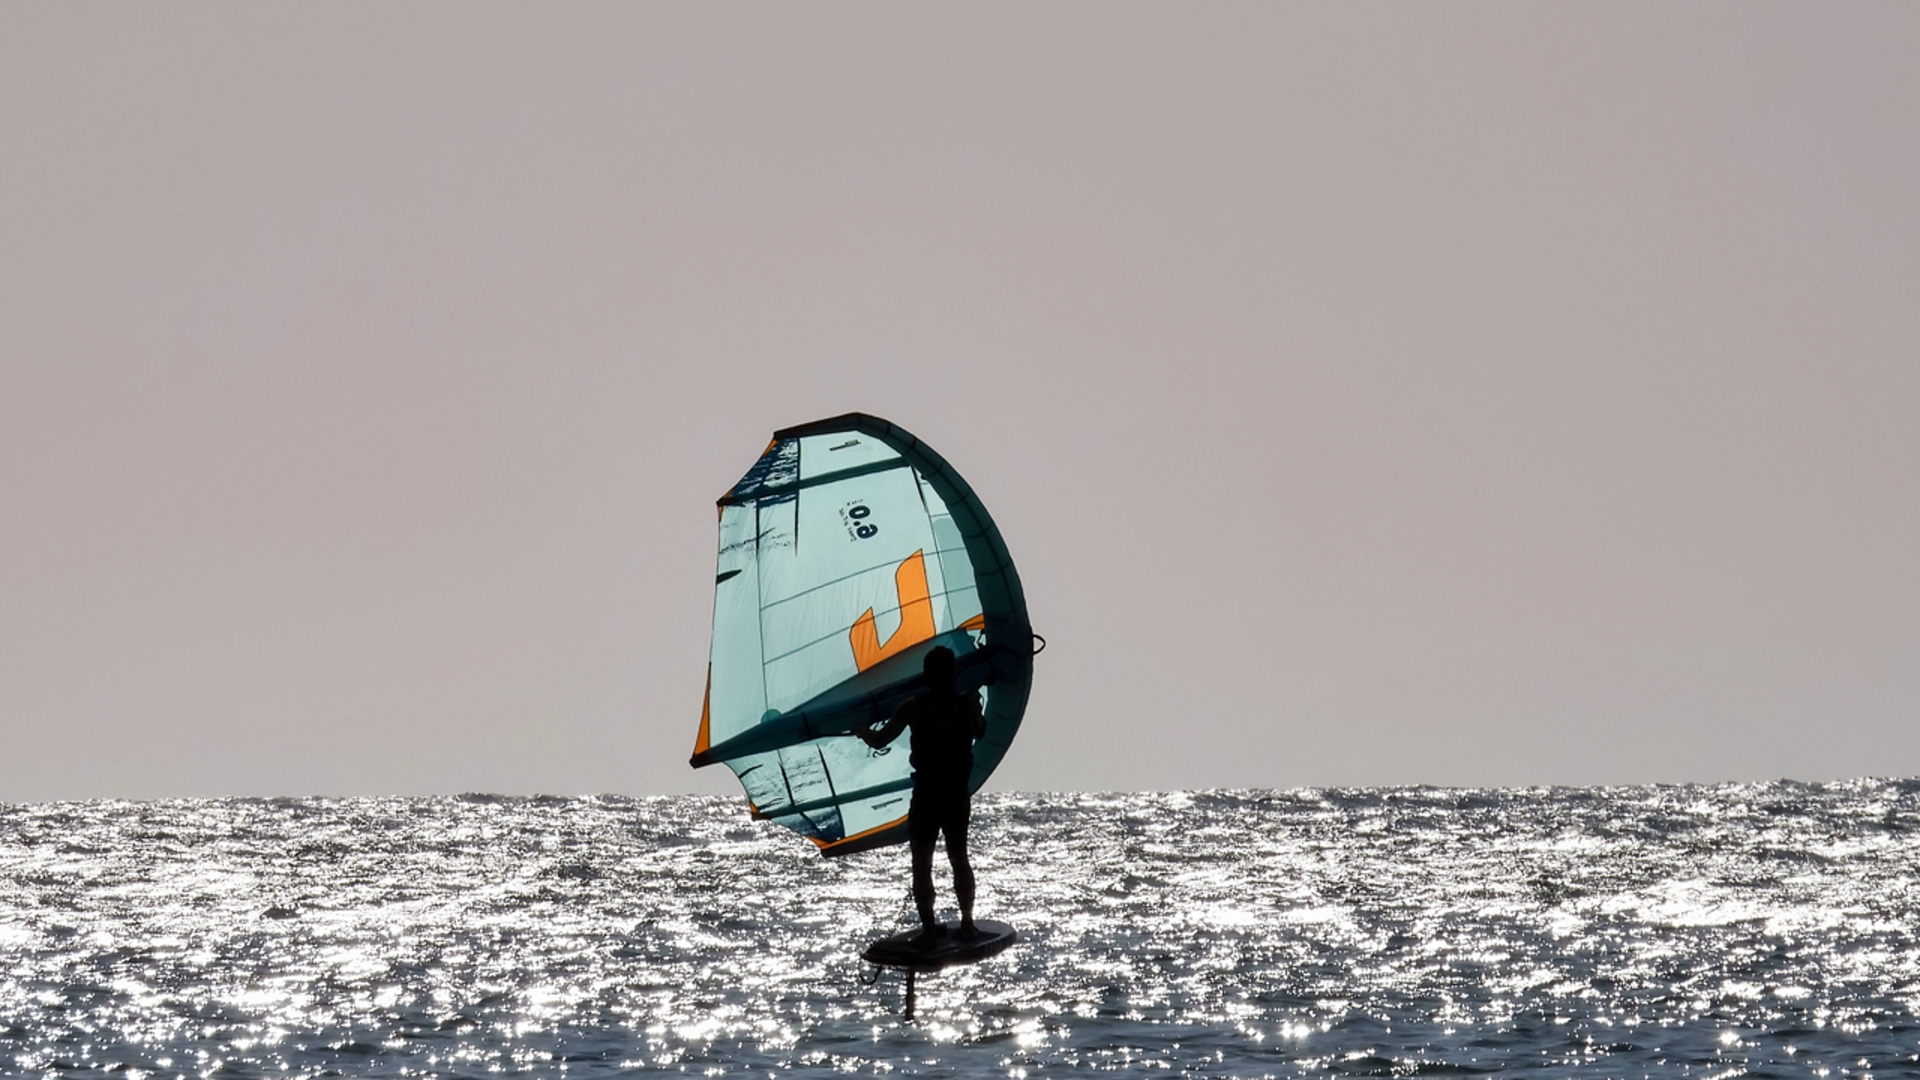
[4,783,1920,1078]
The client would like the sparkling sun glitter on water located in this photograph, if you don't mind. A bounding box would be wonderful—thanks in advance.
[4,783,1920,1077]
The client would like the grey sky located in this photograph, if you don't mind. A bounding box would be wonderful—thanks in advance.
[3,4,1915,802]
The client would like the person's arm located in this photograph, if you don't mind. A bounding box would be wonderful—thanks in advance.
[969,694,985,739]
[861,699,912,749]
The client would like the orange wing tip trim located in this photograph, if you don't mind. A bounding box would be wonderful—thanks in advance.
[959,613,986,632]
[692,665,713,759]
[808,814,910,853]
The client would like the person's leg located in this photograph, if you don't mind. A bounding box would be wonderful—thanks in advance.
[909,812,939,934]
[945,799,976,933]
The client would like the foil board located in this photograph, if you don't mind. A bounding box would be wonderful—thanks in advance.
[862,919,1016,972]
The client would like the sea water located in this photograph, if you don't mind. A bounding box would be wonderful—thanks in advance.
[3,783,1919,1078]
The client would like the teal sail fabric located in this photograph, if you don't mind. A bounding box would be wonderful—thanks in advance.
[691,414,1033,857]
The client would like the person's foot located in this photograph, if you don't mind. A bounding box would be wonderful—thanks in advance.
[959,919,981,939]
[914,923,946,943]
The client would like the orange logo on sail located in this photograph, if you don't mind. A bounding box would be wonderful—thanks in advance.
[849,551,936,672]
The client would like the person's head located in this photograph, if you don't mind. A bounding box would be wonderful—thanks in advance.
[923,645,957,693]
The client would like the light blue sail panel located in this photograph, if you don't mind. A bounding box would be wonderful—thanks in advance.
[691,414,1033,857]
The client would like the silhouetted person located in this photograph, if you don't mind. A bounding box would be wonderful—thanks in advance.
[861,645,985,940]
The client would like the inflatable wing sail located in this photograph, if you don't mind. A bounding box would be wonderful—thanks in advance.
[691,413,1033,857]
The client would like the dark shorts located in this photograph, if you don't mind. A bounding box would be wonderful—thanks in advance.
[908,787,970,844]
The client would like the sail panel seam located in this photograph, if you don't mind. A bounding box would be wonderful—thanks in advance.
[718,456,910,506]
